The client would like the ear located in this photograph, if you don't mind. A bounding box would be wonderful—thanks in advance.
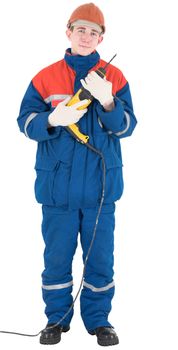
[98,35,104,45]
[66,29,72,40]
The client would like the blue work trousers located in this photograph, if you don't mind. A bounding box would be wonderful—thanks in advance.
[41,202,116,332]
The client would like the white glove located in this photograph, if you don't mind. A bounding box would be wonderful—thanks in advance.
[80,71,114,107]
[48,96,88,127]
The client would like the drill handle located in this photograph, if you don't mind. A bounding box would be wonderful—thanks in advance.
[95,67,106,78]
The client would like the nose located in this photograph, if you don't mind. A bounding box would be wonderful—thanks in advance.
[81,32,91,42]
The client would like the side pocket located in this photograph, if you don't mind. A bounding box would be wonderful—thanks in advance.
[103,153,124,202]
[34,157,60,205]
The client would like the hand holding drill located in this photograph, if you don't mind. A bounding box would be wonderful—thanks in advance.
[48,97,88,127]
[80,71,114,110]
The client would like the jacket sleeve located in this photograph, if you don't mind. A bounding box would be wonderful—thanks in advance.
[17,81,61,142]
[96,82,137,139]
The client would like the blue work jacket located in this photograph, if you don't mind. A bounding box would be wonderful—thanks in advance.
[17,49,137,209]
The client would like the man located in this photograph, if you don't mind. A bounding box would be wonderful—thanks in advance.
[17,2,137,346]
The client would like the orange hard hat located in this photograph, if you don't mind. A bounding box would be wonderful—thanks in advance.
[67,3,105,34]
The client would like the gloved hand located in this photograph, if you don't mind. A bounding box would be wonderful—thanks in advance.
[48,96,88,127]
[80,71,114,107]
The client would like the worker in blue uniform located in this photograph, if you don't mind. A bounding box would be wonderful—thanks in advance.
[17,2,137,346]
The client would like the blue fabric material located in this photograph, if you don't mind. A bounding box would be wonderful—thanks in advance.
[17,50,137,210]
[64,48,100,92]
[41,203,115,330]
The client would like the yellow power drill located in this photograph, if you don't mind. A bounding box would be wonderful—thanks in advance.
[65,54,117,144]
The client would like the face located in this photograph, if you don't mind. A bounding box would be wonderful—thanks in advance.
[66,25,103,56]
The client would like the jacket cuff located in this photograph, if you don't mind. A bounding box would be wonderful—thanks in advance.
[25,111,61,141]
[96,97,124,133]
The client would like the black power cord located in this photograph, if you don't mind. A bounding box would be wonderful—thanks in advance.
[0,142,106,338]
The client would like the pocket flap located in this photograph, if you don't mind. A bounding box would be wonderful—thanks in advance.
[103,154,123,169]
[34,157,59,171]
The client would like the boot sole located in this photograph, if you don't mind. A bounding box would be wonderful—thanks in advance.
[40,326,70,345]
[88,329,119,346]
[97,337,119,346]
[40,335,61,345]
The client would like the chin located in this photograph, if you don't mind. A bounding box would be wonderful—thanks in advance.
[77,47,94,56]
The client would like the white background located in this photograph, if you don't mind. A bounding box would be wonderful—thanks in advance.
[0,0,178,349]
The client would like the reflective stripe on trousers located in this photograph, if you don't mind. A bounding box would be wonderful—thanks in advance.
[83,280,115,292]
[42,280,73,290]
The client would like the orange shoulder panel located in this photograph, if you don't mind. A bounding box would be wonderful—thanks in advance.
[32,59,75,100]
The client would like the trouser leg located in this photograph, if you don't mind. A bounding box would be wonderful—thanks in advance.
[80,203,116,331]
[41,205,80,326]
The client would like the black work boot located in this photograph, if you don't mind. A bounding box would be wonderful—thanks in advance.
[40,323,70,345]
[89,326,119,346]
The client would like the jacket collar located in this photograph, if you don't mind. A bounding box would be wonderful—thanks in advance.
[64,48,100,74]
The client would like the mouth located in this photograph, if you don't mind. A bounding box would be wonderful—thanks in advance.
[79,45,91,49]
